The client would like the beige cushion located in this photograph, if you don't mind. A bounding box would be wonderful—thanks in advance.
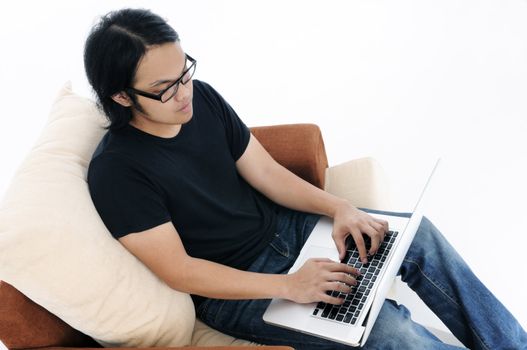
[325,157,393,211]
[0,82,195,347]
[191,320,256,347]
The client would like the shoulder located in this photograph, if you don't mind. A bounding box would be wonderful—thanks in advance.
[88,151,140,184]
[192,79,227,107]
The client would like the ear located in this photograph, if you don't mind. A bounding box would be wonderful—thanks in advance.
[111,91,133,107]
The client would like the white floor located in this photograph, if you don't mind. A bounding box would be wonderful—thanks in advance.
[388,277,465,347]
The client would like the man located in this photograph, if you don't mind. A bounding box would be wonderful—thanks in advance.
[85,8,526,350]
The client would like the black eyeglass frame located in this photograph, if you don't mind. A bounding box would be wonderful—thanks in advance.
[126,54,196,103]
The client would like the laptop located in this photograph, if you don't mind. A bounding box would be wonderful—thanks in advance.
[263,158,441,347]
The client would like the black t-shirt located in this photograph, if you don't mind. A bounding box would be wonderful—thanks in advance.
[87,80,277,273]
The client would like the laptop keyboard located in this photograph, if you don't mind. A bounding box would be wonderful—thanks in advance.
[311,230,398,326]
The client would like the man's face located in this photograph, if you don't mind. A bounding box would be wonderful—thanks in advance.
[129,41,194,126]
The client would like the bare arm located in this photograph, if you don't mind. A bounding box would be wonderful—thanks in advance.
[236,135,346,218]
[236,134,389,262]
[119,221,358,304]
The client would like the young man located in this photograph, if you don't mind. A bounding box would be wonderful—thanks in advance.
[85,8,526,350]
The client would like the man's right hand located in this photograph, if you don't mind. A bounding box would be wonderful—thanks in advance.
[285,258,360,305]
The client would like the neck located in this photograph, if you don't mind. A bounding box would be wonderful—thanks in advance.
[129,116,182,139]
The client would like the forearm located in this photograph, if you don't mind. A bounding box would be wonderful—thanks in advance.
[171,256,289,300]
[257,162,347,218]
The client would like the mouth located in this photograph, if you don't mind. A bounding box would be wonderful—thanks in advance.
[178,101,192,112]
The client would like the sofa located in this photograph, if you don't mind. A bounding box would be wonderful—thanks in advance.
[0,82,392,349]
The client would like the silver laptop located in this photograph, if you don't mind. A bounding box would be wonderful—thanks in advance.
[263,158,441,347]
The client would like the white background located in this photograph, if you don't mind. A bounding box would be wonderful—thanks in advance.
[0,0,525,332]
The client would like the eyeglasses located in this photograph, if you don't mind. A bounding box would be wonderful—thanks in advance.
[126,54,197,103]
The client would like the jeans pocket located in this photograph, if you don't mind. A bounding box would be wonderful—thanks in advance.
[269,233,290,258]
[197,297,227,327]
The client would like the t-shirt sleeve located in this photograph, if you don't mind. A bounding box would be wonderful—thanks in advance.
[87,153,172,239]
[196,80,250,160]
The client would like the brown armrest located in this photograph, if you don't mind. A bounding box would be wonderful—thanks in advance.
[0,281,99,349]
[250,124,328,189]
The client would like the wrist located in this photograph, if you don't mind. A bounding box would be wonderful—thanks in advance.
[278,273,293,300]
[328,197,352,218]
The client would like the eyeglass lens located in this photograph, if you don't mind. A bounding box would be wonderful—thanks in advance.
[160,62,196,102]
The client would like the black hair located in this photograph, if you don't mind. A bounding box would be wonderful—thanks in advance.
[84,8,179,131]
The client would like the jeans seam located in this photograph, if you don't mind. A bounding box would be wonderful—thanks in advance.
[270,235,290,258]
[403,259,491,350]
[404,258,459,306]
[197,299,209,321]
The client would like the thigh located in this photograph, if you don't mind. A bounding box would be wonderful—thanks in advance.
[197,296,349,350]
[198,296,463,350]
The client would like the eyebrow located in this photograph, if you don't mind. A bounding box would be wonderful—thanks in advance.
[148,58,188,87]
[149,79,175,87]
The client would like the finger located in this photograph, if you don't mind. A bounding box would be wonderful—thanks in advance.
[325,282,352,295]
[364,224,382,256]
[369,226,384,255]
[332,229,348,260]
[324,262,360,276]
[320,293,345,305]
[369,220,386,235]
[350,228,368,263]
[373,218,389,232]
[329,272,358,286]
[368,221,386,244]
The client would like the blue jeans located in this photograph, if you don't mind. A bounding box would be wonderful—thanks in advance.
[196,206,527,349]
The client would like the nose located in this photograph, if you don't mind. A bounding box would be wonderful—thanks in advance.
[174,81,191,102]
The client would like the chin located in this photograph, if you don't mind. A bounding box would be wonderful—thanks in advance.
[180,109,193,124]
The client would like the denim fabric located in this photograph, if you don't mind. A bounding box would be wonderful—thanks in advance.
[197,206,527,349]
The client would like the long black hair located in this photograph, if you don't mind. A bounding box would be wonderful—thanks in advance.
[84,8,179,131]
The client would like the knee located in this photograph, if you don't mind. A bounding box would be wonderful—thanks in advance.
[411,216,442,252]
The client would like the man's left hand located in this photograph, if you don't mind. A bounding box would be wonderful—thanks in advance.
[331,201,389,264]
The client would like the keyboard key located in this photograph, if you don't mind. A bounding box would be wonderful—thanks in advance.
[336,314,344,321]
[322,304,332,317]
[344,313,353,323]
[313,309,319,316]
